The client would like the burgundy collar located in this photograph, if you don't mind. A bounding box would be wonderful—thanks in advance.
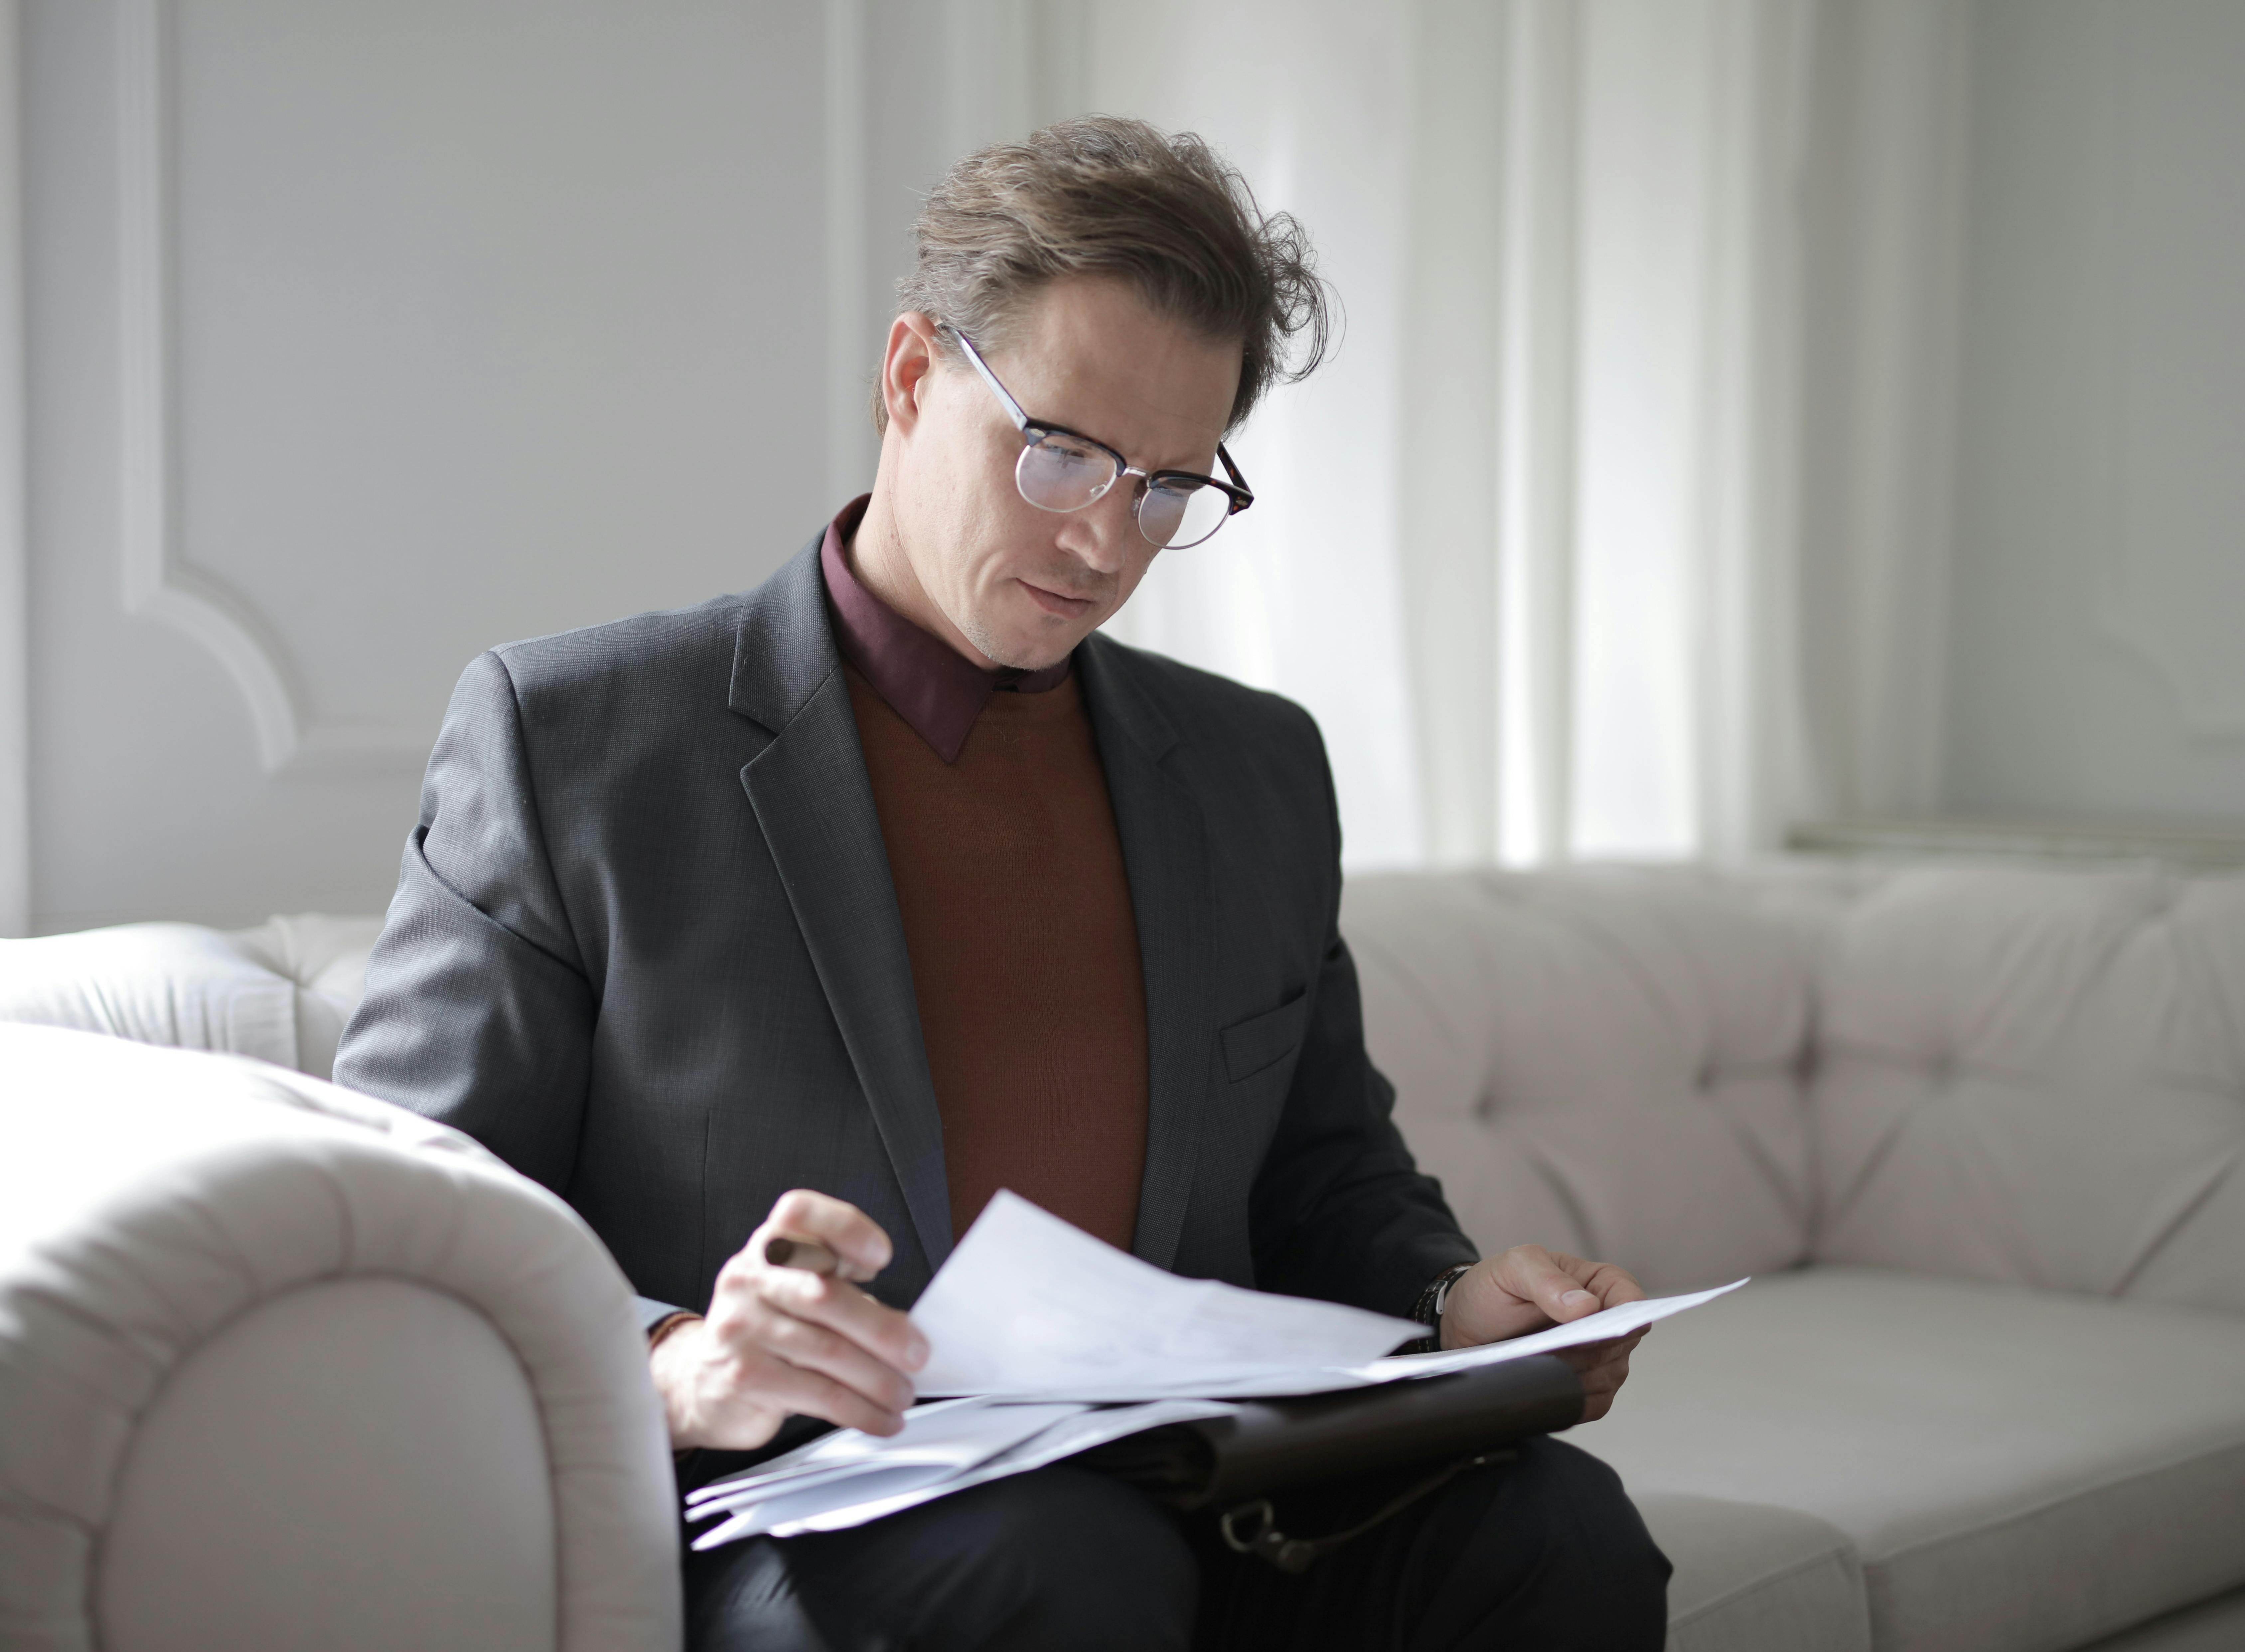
[819,496,1070,764]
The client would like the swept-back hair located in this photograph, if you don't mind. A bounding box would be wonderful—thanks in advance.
[882,115,1334,433]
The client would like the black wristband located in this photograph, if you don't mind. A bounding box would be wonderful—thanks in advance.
[1403,1262,1476,1355]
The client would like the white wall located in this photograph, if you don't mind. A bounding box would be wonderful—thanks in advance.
[23,1,854,931]
[10,0,2239,936]
[8,0,1192,933]
[10,0,1459,931]
[1939,0,2245,827]
[0,3,27,937]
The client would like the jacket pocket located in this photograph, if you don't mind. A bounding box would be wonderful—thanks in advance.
[1220,990,1310,1084]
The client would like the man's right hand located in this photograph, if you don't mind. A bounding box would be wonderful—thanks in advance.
[650,1190,929,1451]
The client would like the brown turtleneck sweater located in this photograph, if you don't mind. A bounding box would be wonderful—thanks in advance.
[821,500,1149,1252]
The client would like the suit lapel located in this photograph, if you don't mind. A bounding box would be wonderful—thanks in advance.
[1079,636,1217,1273]
[730,543,954,1274]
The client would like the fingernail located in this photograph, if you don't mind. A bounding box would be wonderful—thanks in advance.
[907,1336,930,1369]
[1563,1290,1597,1310]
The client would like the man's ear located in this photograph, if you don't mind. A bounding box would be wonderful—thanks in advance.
[880,313,943,437]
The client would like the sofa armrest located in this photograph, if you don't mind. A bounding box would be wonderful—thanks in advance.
[0,1024,678,1652]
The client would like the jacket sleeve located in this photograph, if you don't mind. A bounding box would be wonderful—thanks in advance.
[1245,728,1478,1320]
[333,650,683,1328]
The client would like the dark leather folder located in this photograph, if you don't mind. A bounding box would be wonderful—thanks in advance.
[1075,1353,1585,1512]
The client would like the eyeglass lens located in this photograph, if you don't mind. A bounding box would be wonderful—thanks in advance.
[1015,432,1233,550]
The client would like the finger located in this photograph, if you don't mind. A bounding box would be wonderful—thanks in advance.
[756,1190,895,1282]
[1494,1246,1604,1322]
[762,1236,842,1275]
[1553,1329,1644,1376]
[1571,1355,1633,1422]
[735,1298,919,1415]
[1560,1332,1641,1421]
[1579,1343,1636,1386]
[720,1346,909,1438]
[1577,1261,1648,1309]
[757,1266,931,1374]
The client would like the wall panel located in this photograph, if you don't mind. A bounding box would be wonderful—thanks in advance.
[1942,0,2245,826]
[28,0,837,929]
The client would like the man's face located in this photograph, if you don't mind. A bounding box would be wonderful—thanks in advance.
[878,277,1242,672]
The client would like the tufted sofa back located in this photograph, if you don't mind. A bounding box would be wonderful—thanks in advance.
[0,914,381,1080]
[1343,862,2245,1316]
[9,864,2243,1316]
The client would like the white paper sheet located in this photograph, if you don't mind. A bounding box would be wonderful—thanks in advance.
[689,1462,970,1547]
[908,1190,1425,1398]
[1349,1277,1750,1384]
[974,1279,1750,1402]
[687,1398,1088,1508]
[688,1397,1241,1548]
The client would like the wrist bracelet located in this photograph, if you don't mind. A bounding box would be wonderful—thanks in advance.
[1405,1262,1477,1354]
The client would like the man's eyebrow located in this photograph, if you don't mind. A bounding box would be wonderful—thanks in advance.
[1126,426,1226,475]
[1050,416,1219,477]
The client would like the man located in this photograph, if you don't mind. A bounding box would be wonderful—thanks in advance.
[337,116,1669,1649]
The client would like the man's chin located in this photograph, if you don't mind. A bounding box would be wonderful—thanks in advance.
[961,607,1097,674]
[982,638,1080,673]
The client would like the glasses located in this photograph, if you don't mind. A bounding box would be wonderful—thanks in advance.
[947,326,1254,550]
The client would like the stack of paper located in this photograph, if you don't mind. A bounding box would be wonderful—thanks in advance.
[687,1396,1240,1548]
[686,1191,1746,1548]
[906,1191,1428,1400]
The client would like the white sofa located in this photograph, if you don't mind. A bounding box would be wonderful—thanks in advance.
[1344,862,2245,1652]
[0,1021,678,1650]
[3,860,2241,1650]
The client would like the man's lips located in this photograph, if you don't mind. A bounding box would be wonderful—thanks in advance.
[1018,579,1099,618]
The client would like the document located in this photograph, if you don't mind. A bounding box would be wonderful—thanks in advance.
[685,1397,1088,1506]
[687,1396,1239,1547]
[680,1194,1751,1550]
[909,1190,1426,1398]
[1353,1277,1748,1382]
[907,1190,1745,1402]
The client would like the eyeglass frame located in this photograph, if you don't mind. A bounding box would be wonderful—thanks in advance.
[943,324,1255,547]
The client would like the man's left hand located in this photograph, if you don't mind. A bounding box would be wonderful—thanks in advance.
[1438,1246,1648,1424]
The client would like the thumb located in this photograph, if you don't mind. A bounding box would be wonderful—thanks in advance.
[1512,1253,1601,1321]
[1550,1284,1601,1320]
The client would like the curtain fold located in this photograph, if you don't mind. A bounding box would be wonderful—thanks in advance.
[1065,0,1949,867]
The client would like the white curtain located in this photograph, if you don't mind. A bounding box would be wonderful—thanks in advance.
[1078,0,1430,866]
[1059,0,1955,868]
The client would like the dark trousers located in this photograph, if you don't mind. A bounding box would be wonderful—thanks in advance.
[682,1436,1671,1651]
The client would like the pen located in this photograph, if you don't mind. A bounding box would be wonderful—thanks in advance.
[764,1236,851,1277]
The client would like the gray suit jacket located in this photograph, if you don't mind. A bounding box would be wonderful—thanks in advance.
[335,535,1474,1337]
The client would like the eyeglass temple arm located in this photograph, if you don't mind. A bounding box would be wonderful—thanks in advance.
[1216,444,1254,511]
[946,327,1031,432]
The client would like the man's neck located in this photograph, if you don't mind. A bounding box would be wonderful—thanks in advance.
[847,489,993,670]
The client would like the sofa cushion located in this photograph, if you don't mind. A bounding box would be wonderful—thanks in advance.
[1343,867,1817,1291]
[1812,867,2245,1317]
[1634,1492,1871,1652]
[1573,1266,2245,1652]
[2075,1586,2245,1651]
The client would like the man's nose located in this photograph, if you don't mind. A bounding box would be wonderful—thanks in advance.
[1058,484,1138,575]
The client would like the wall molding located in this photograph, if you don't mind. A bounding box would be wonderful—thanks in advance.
[822,0,870,510]
[2099,584,2245,742]
[0,0,28,933]
[116,0,425,776]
